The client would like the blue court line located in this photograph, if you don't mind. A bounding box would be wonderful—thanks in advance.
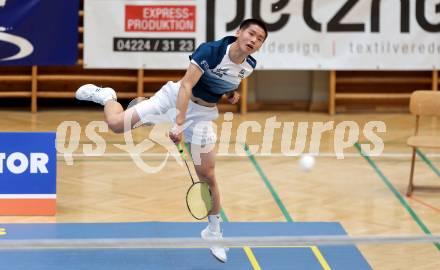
[354,143,440,251]
[416,148,440,178]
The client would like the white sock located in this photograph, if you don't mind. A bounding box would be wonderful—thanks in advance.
[102,96,116,106]
[208,214,221,232]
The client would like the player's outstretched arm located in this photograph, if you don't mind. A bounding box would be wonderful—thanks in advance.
[169,63,203,143]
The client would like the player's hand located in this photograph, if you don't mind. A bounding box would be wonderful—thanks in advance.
[227,91,240,104]
[169,124,183,144]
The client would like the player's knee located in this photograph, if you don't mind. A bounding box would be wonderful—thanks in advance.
[199,170,216,184]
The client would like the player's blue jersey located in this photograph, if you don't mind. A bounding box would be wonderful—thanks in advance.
[189,36,257,103]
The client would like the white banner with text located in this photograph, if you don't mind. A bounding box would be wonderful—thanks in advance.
[85,0,440,70]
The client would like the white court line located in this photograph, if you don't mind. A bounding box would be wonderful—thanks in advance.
[56,153,440,158]
[1,234,440,250]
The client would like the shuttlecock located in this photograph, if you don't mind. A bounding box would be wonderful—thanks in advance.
[299,154,315,171]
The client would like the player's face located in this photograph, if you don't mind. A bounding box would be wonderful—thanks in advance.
[236,24,266,54]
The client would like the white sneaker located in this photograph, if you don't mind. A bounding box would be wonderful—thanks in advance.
[201,226,228,263]
[75,84,117,105]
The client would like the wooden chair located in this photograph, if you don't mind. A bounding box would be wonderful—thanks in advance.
[406,90,440,195]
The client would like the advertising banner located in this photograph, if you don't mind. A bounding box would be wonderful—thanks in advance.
[85,0,206,69]
[85,0,440,70]
[0,132,57,215]
[212,0,440,70]
[0,0,80,66]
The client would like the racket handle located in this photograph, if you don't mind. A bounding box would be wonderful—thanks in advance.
[176,143,186,160]
[176,143,196,184]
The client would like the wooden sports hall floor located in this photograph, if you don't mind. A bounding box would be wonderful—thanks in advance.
[0,110,439,269]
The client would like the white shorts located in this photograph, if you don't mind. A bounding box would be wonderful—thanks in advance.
[134,81,219,145]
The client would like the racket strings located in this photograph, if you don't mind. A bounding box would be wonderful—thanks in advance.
[186,182,212,220]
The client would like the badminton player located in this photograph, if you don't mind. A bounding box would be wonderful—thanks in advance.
[75,18,268,263]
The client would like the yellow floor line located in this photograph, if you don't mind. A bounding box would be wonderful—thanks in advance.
[243,246,262,270]
[311,246,331,270]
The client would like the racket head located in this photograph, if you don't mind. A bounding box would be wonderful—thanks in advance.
[186,181,212,220]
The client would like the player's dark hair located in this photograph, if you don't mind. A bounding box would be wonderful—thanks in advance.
[239,18,268,40]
